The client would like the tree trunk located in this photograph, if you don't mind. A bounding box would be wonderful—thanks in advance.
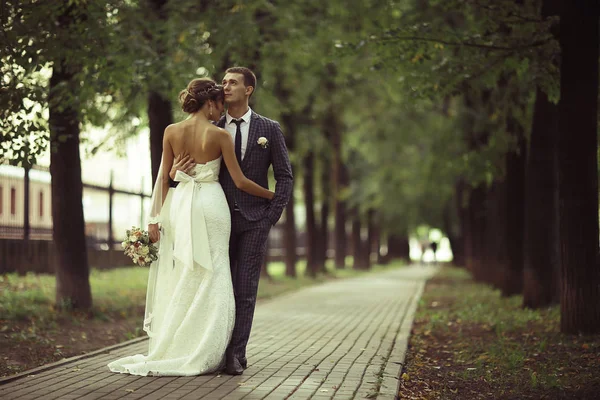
[499,117,526,296]
[276,92,298,278]
[400,235,411,261]
[21,165,31,277]
[466,185,487,282]
[453,181,466,267]
[351,209,364,270]
[324,63,347,269]
[371,215,382,266]
[148,91,173,185]
[148,0,173,185]
[49,62,92,310]
[558,1,600,334]
[281,113,297,278]
[523,88,559,308]
[462,90,492,278]
[388,234,410,261]
[372,227,381,266]
[316,160,330,273]
[483,180,506,287]
[283,197,297,278]
[333,163,348,269]
[363,209,374,269]
[463,190,474,273]
[445,184,465,267]
[303,153,319,277]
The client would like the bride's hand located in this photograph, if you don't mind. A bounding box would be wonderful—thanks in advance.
[148,223,160,243]
[170,153,196,180]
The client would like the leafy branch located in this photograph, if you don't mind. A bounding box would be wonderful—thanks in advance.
[374,36,553,51]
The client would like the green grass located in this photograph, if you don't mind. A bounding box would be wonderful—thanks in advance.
[406,266,599,398]
[0,268,149,321]
[418,267,560,334]
[1,258,405,322]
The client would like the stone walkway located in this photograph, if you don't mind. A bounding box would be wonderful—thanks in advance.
[0,265,437,400]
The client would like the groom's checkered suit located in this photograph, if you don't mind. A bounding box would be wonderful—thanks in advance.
[217,110,293,365]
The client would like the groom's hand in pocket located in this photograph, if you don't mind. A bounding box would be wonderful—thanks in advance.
[148,223,160,243]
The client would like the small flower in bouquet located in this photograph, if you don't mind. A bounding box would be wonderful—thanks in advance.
[122,226,159,267]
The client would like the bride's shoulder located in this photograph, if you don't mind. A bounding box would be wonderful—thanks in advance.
[164,122,183,137]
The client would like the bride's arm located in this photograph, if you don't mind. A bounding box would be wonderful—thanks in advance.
[160,127,175,204]
[218,129,274,200]
[149,126,176,243]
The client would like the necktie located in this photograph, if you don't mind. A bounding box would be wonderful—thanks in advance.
[232,119,243,165]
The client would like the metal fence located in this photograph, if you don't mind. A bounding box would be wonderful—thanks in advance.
[0,164,151,274]
[0,164,297,274]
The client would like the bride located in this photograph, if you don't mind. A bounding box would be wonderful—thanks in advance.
[107,78,274,376]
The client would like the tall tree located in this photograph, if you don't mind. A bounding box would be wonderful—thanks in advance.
[363,209,375,269]
[2,1,135,310]
[333,159,348,269]
[351,208,364,270]
[47,1,112,310]
[557,0,600,334]
[303,152,319,277]
[275,86,298,278]
[147,0,173,185]
[316,155,331,272]
[522,0,561,309]
[523,89,559,308]
[499,113,526,296]
[49,51,92,309]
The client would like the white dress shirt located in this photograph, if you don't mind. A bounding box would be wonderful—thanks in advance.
[225,107,252,160]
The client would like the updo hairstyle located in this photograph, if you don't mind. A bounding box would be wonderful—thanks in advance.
[178,78,224,114]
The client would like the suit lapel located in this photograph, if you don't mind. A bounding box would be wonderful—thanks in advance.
[243,112,260,169]
[216,116,226,129]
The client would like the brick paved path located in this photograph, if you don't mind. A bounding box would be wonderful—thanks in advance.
[0,265,437,400]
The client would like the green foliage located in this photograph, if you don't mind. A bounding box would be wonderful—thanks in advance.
[1,0,560,238]
[331,0,559,234]
[2,1,137,164]
[0,0,217,162]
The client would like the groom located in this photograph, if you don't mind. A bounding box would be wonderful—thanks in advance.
[219,67,293,374]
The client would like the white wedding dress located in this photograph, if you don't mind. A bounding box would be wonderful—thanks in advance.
[108,157,235,376]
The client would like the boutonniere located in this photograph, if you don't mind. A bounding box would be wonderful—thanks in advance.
[257,137,269,149]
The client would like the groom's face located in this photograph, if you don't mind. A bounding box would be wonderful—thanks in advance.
[222,73,250,104]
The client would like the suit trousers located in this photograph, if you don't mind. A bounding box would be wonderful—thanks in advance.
[226,210,271,362]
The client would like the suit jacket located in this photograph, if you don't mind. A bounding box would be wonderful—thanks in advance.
[217,110,293,225]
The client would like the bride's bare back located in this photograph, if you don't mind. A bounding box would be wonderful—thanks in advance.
[168,119,222,164]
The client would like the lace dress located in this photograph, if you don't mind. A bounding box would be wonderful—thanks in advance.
[108,157,235,376]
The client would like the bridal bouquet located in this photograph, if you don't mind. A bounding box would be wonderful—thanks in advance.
[122,226,158,267]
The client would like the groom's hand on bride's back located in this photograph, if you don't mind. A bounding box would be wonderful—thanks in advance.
[170,153,196,180]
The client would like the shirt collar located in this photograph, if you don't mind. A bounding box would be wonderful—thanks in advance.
[226,107,252,125]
